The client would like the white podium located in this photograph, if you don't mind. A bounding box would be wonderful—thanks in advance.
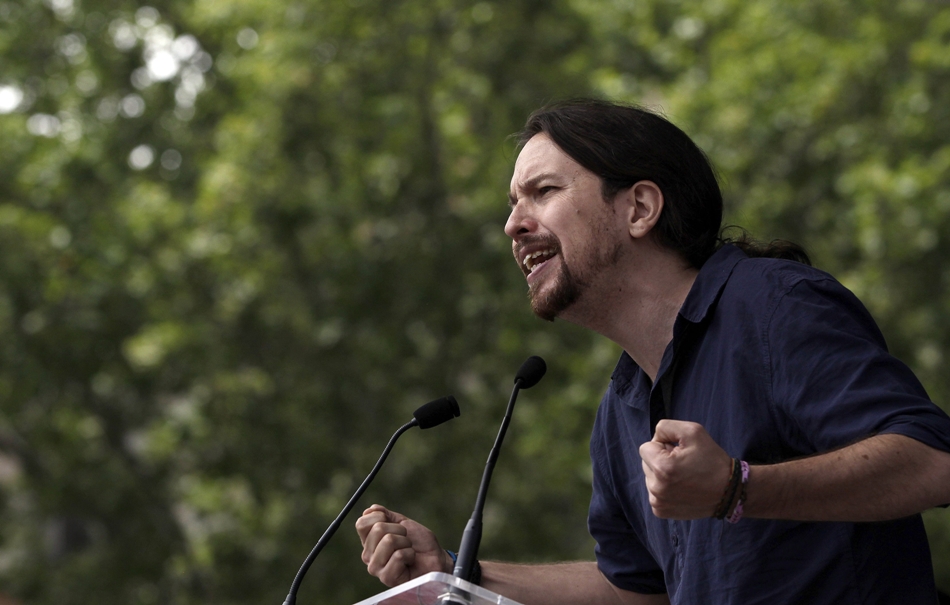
[352,572,524,605]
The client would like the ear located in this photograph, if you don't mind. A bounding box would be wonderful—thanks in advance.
[617,180,664,240]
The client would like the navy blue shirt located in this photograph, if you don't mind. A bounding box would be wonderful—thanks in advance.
[589,245,950,604]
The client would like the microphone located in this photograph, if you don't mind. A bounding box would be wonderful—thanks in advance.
[413,395,461,429]
[452,357,546,584]
[514,355,546,389]
[282,395,460,605]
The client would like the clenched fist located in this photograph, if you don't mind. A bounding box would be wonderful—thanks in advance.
[639,420,733,519]
[355,504,452,587]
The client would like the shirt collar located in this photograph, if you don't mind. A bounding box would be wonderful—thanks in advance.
[609,244,747,396]
[677,244,747,325]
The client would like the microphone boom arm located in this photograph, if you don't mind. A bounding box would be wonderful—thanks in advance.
[452,381,521,582]
[283,418,419,605]
[453,357,545,584]
[281,394,458,604]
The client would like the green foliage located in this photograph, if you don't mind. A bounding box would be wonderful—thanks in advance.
[0,0,948,602]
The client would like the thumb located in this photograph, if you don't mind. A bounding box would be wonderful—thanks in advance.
[362,504,407,523]
[652,419,696,446]
[639,439,671,468]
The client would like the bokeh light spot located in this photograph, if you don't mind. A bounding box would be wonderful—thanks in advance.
[236,27,259,50]
[129,145,155,170]
[0,84,23,113]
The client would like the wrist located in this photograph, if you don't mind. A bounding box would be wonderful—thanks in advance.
[741,461,786,519]
[444,550,481,585]
[725,460,749,523]
[713,458,750,523]
[713,458,741,518]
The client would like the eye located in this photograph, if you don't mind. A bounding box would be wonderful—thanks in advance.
[538,186,557,196]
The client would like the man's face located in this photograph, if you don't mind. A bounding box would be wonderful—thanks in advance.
[505,133,625,321]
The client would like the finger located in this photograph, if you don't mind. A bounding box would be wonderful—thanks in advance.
[639,440,668,468]
[366,532,413,578]
[362,504,408,523]
[378,545,418,586]
[641,456,655,481]
[356,506,409,542]
[362,504,385,517]
[652,419,694,444]
[362,522,408,558]
[376,548,415,586]
[355,510,384,540]
[640,441,676,484]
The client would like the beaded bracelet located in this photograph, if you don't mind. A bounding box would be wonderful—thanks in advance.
[713,458,742,519]
[726,460,749,524]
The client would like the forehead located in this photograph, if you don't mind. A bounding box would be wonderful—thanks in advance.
[510,133,588,189]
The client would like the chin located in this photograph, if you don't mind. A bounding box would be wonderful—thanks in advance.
[528,277,581,323]
[530,300,559,323]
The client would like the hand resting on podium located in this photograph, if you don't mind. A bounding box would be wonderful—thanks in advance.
[355,504,670,605]
[355,504,454,587]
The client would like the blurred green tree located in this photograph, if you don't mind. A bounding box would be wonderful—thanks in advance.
[0,0,948,603]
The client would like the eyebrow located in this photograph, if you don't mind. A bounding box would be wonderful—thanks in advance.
[508,172,559,207]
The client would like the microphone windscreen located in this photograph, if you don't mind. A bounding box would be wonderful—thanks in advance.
[514,356,546,389]
[412,395,460,429]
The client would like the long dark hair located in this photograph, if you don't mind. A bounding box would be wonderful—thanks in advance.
[517,99,810,267]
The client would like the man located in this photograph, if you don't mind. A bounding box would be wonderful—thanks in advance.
[356,99,950,604]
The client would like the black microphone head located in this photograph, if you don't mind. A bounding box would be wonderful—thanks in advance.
[412,395,460,429]
[514,356,546,389]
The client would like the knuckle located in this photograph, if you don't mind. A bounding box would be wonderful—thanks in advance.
[684,423,702,437]
[652,465,672,484]
[369,524,390,542]
[379,532,397,548]
[649,487,673,508]
[648,496,671,517]
[364,526,380,545]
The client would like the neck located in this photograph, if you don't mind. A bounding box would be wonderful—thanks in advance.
[560,244,698,383]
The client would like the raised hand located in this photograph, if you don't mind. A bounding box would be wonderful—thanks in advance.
[639,420,733,519]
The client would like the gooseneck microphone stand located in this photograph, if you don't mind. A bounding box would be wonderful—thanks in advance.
[452,356,546,585]
[282,395,460,605]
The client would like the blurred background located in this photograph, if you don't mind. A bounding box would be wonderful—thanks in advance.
[1,0,949,602]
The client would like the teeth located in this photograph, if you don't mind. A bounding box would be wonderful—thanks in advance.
[523,249,555,273]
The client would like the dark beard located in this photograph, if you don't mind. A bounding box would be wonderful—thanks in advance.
[528,260,583,322]
[520,206,624,322]
[526,233,623,322]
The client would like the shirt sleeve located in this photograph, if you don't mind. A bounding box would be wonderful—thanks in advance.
[766,275,950,455]
[588,421,667,595]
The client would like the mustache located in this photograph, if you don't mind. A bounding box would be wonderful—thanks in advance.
[513,234,560,256]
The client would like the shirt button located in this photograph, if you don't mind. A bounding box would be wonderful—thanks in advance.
[671,534,679,547]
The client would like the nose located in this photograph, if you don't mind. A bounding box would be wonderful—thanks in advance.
[504,203,536,240]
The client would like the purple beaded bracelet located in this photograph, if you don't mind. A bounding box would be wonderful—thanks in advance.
[726,460,749,524]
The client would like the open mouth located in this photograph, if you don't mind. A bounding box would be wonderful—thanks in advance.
[523,248,557,276]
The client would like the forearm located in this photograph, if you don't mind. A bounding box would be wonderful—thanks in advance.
[480,561,669,605]
[744,434,950,521]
